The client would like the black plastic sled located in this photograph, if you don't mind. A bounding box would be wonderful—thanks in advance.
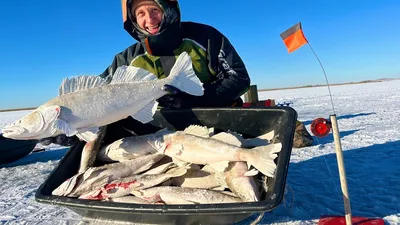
[0,134,38,165]
[35,107,298,225]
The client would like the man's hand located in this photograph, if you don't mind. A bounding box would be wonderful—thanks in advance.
[158,85,195,109]
[162,84,181,95]
[38,134,78,147]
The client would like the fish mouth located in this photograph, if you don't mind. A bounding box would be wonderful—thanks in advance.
[1,126,26,139]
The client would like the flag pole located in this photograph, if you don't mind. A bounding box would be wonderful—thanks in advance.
[330,114,352,225]
[307,42,353,225]
[281,21,384,225]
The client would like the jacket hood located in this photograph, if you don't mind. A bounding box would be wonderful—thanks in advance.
[123,0,182,56]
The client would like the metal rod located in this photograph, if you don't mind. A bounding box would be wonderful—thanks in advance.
[330,114,352,225]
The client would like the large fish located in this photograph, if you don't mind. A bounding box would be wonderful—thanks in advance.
[97,125,210,163]
[151,131,282,178]
[1,52,204,143]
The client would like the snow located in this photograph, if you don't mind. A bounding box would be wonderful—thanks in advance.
[0,80,399,225]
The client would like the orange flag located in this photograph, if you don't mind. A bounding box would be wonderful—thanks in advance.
[280,22,308,53]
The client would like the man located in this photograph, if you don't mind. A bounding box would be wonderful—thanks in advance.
[41,0,251,146]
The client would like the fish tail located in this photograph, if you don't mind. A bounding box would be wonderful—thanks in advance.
[244,143,282,178]
[164,52,204,96]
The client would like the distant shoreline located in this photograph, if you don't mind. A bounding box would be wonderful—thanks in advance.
[1,78,398,112]
[258,78,398,92]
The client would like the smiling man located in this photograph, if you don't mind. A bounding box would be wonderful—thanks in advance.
[101,0,251,109]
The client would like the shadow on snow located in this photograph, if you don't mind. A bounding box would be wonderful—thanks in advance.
[237,140,400,224]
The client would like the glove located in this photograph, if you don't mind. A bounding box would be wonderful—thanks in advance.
[38,134,78,147]
[158,84,195,109]
[157,94,195,109]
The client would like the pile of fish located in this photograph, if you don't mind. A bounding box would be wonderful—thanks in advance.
[52,124,282,204]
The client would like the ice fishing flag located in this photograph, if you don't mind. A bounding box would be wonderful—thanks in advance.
[280,22,308,53]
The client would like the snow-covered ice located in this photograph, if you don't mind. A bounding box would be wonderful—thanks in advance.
[0,80,399,225]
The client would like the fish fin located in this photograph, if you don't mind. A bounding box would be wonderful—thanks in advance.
[245,143,282,177]
[130,189,144,197]
[54,119,78,137]
[183,125,210,138]
[243,168,259,177]
[76,127,99,142]
[165,166,188,178]
[171,157,191,168]
[211,186,226,191]
[78,189,103,200]
[220,191,240,198]
[213,171,228,188]
[131,100,158,124]
[208,161,230,172]
[210,132,243,147]
[52,173,82,196]
[110,65,157,84]
[242,130,275,148]
[58,75,108,96]
[163,52,204,96]
[158,193,196,204]
[201,164,216,173]
[257,130,275,141]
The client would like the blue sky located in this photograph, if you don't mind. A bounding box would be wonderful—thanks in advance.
[0,0,399,109]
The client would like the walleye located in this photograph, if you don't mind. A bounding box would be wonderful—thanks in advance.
[152,131,282,177]
[79,126,107,173]
[79,166,188,200]
[209,132,262,202]
[52,153,165,197]
[131,186,242,204]
[1,52,204,142]
[97,128,174,162]
[216,162,260,202]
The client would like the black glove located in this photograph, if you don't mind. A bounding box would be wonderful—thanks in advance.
[38,134,78,147]
[158,85,196,109]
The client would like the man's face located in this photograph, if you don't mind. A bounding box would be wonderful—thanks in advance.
[132,0,164,35]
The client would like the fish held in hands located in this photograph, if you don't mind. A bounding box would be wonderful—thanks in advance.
[1,52,204,142]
